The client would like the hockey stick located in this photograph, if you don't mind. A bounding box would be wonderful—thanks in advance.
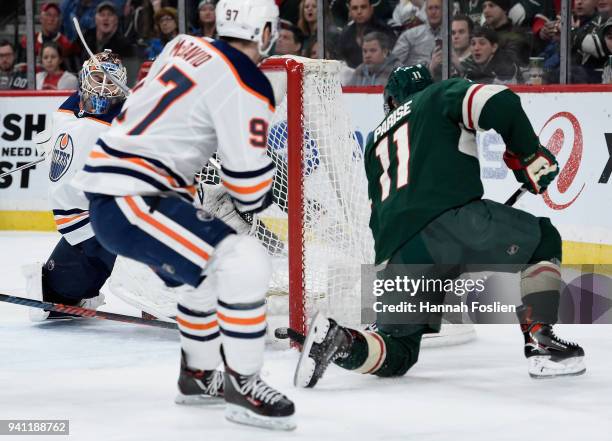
[72,17,131,97]
[504,186,528,206]
[0,293,178,330]
[0,157,46,179]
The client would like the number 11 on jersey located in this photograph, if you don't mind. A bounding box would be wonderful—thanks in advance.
[375,122,410,202]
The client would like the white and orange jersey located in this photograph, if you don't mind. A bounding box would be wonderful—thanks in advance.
[73,35,276,213]
[47,93,121,245]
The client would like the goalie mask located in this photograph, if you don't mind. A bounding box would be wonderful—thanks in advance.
[79,50,127,115]
[216,0,279,57]
[384,64,433,115]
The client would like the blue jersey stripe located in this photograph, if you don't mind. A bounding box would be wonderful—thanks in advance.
[220,162,275,179]
[82,165,194,203]
[57,217,90,234]
[177,303,216,318]
[53,208,87,216]
[179,330,220,342]
[97,140,189,187]
[210,39,275,108]
[219,328,267,339]
[217,298,266,310]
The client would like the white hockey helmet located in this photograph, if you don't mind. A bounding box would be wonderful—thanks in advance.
[216,0,279,57]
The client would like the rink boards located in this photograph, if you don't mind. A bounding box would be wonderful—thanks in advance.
[0,86,611,264]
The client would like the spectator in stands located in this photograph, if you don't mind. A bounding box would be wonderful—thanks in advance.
[61,0,126,42]
[20,2,79,67]
[0,40,28,90]
[572,0,608,82]
[389,0,426,33]
[531,0,561,55]
[82,1,133,61]
[331,0,395,26]
[145,7,178,59]
[278,0,301,25]
[454,0,483,25]
[429,14,474,80]
[602,18,612,82]
[275,20,304,56]
[36,41,78,90]
[392,0,442,67]
[309,40,355,85]
[192,0,217,38]
[461,26,523,83]
[123,0,157,46]
[297,0,317,56]
[338,0,396,68]
[600,0,612,18]
[348,31,401,86]
[481,0,530,66]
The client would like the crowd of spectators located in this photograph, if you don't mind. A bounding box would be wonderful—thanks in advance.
[1,0,611,91]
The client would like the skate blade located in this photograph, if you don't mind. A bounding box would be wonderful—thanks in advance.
[528,356,586,379]
[174,392,224,405]
[293,312,329,388]
[225,404,296,431]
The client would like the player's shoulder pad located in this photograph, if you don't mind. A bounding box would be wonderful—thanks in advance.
[58,91,81,114]
[210,39,275,109]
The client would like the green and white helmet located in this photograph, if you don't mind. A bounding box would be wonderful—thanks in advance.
[383,64,433,114]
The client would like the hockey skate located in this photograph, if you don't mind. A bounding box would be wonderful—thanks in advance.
[517,306,586,378]
[294,312,353,388]
[175,352,224,405]
[24,263,105,322]
[224,366,295,431]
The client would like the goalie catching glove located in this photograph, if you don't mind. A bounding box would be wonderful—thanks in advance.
[503,145,559,194]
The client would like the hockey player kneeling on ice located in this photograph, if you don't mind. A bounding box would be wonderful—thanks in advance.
[72,0,295,430]
[293,65,585,387]
[25,50,127,321]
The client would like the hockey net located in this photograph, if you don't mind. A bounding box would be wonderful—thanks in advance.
[109,56,474,346]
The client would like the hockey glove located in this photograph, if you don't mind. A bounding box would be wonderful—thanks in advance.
[503,146,559,194]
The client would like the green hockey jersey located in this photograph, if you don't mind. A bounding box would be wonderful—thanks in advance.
[365,78,540,265]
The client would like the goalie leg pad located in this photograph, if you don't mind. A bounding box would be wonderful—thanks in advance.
[209,235,271,375]
[43,237,116,302]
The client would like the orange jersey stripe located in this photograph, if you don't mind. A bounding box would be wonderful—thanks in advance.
[89,151,111,159]
[176,316,218,330]
[55,213,88,226]
[124,196,210,261]
[217,312,266,326]
[223,178,272,195]
[199,39,275,112]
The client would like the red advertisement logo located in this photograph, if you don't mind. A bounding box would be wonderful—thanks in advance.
[539,112,585,210]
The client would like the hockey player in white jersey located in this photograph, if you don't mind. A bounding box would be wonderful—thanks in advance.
[25,51,127,321]
[72,0,295,431]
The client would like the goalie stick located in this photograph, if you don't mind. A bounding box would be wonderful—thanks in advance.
[0,157,46,179]
[0,293,178,330]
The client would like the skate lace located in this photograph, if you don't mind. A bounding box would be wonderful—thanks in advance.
[205,370,224,394]
[242,375,283,405]
[548,327,576,347]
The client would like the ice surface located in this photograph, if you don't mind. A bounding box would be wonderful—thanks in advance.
[1,232,611,441]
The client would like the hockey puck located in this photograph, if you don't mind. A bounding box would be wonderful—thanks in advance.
[274,327,289,339]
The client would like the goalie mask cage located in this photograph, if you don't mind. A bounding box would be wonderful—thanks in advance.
[109,56,474,346]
